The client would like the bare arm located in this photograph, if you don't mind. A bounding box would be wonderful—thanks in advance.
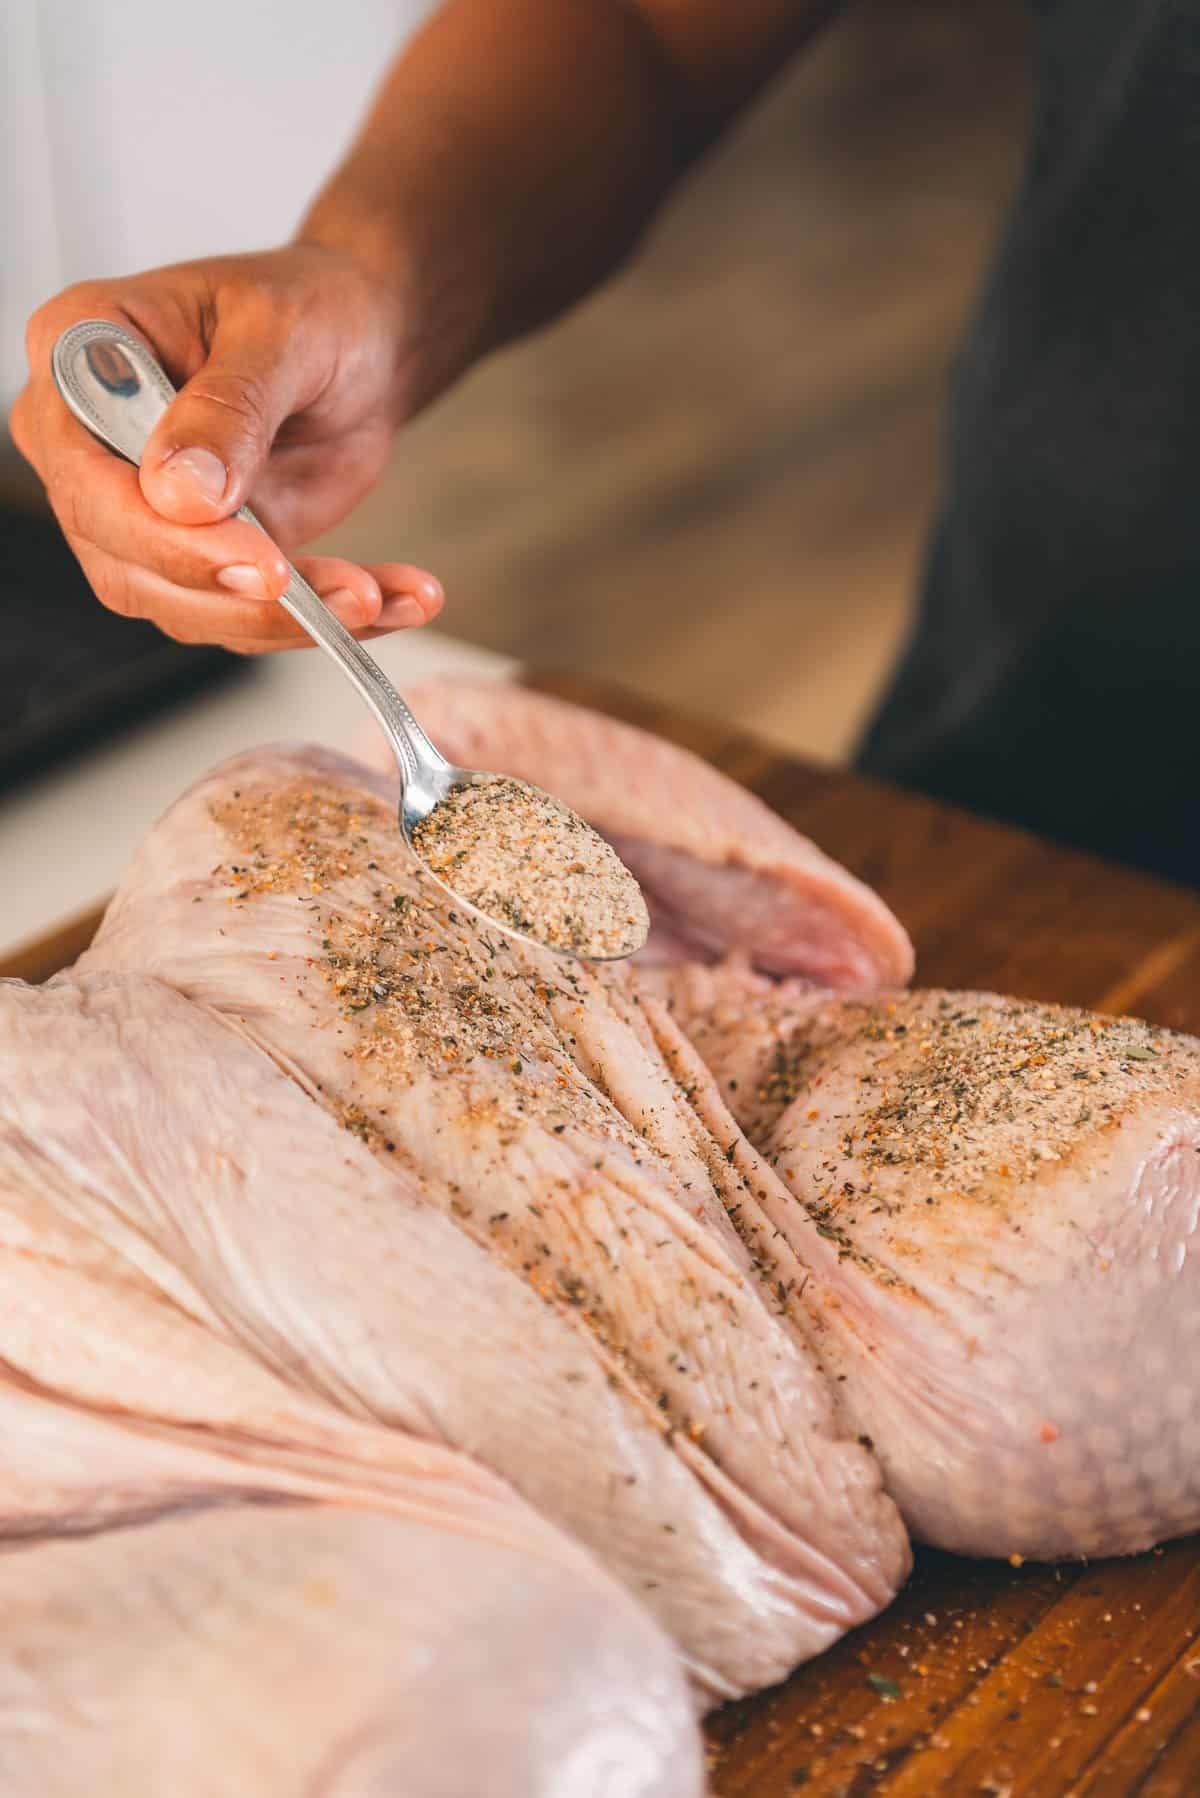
[13,0,836,652]
[303,0,839,408]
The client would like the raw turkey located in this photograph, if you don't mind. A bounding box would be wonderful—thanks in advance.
[0,973,701,1798]
[77,744,909,1699]
[650,970,1200,1559]
[8,672,1200,1796]
[0,1504,697,1798]
[363,681,1200,1561]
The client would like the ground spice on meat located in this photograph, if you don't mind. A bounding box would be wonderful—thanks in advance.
[410,774,649,960]
[204,765,775,1449]
[766,992,1196,1277]
[850,996,1181,1197]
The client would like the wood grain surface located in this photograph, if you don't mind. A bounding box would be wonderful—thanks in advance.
[6,670,1199,1797]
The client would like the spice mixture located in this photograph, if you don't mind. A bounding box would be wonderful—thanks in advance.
[409,774,648,960]
[208,768,774,1452]
[209,779,606,1132]
[758,990,1197,1279]
[204,762,1192,1783]
[818,994,1182,1197]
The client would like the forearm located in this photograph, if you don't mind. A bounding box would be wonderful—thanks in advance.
[16,0,834,651]
[299,0,837,418]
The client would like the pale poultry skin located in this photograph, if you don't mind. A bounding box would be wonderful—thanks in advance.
[1,1503,698,1798]
[4,676,1199,1795]
[368,683,1200,1563]
[78,744,909,1700]
[0,972,701,1798]
[652,971,1200,1558]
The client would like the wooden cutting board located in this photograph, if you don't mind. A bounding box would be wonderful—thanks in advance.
[6,669,1199,1797]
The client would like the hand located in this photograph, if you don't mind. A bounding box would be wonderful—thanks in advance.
[11,245,443,653]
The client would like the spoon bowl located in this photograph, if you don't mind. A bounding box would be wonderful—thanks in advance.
[51,320,649,962]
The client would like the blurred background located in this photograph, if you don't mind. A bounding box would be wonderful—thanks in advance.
[1,0,1030,782]
[322,0,1031,762]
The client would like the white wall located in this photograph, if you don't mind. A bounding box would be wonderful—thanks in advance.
[2,0,434,410]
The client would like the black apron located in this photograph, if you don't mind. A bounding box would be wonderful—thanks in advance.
[857,0,1200,888]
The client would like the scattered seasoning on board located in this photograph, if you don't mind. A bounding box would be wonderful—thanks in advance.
[409,774,648,960]
[866,1673,902,1699]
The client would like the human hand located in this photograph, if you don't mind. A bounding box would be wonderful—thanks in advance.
[11,245,443,653]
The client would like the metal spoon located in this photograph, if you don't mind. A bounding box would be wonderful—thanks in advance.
[51,319,647,962]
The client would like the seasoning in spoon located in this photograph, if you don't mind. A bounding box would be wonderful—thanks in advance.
[410,774,649,959]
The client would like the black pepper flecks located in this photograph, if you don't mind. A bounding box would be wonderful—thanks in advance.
[766,991,1197,1267]
[206,771,773,1457]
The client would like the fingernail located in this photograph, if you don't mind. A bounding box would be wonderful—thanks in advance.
[377,597,425,629]
[158,446,227,505]
[217,564,270,600]
[418,576,443,605]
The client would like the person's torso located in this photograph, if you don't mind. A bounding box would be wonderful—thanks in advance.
[861,1,1200,882]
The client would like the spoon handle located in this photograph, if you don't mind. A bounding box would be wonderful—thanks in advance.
[50,319,446,790]
[237,504,442,786]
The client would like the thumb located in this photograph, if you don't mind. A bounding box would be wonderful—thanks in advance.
[140,323,301,525]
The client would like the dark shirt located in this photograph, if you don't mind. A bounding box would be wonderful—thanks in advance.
[857,0,1200,888]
